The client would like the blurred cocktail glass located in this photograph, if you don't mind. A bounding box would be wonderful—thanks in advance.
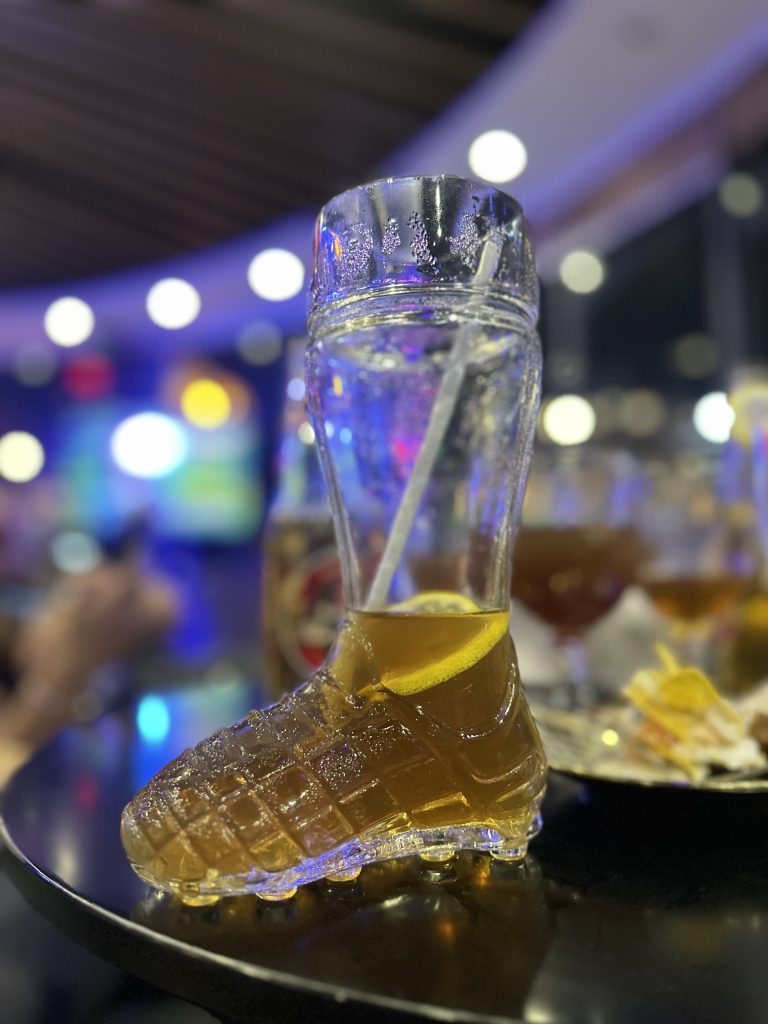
[635,454,759,669]
[512,448,644,705]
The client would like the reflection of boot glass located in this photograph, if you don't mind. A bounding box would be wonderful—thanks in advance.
[133,851,555,1020]
[121,616,546,900]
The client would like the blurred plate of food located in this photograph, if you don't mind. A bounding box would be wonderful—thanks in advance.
[531,646,768,793]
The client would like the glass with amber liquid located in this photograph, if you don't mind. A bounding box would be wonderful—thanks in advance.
[641,577,746,621]
[122,175,547,901]
[636,454,758,669]
[513,525,641,634]
[512,450,643,705]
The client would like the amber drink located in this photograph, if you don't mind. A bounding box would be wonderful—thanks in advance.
[509,452,643,704]
[632,455,760,671]
[513,525,641,635]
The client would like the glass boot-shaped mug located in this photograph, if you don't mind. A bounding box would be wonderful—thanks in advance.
[121,175,548,902]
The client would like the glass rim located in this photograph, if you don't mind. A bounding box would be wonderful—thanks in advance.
[315,172,523,217]
[308,173,538,329]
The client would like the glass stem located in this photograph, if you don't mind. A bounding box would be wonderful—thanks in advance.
[560,633,594,709]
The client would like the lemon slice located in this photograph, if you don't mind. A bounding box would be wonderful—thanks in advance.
[367,591,509,697]
[388,590,483,614]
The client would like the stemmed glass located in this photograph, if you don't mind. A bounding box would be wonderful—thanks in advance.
[512,447,643,707]
[635,454,759,672]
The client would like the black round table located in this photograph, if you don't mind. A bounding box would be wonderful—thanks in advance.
[2,682,768,1024]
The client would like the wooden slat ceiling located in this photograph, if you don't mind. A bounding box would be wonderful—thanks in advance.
[0,0,548,289]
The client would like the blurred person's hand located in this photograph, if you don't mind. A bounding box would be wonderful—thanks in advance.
[0,562,177,772]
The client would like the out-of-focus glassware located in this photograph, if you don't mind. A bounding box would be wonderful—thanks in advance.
[733,371,768,567]
[512,447,644,705]
[635,452,760,671]
[260,337,341,700]
[715,375,768,692]
[121,175,548,902]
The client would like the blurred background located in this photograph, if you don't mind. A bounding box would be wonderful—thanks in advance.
[0,0,765,695]
[0,0,766,1019]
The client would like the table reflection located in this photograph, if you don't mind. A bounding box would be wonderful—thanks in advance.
[133,853,556,1019]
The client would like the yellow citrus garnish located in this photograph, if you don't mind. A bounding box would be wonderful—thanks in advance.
[349,592,508,697]
[622,644,756,781]
[624,644,741,730]
[388,590,483,615]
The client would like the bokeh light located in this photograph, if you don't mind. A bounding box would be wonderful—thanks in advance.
[247,248,305,301]
[0,430,45,481]
[692,391,735,444]
[237,321,283,365]
[286,377,306,401]
[601,728,620,747]
[62,354,116,400]
[671,332,718,379]
[558,250,606,294]
[468,130,528,183]
[541,395,597,446]
[718,172,764,218]
[146,278,201,329]
[180,378,232,429]
[44,296,95,347]
[50,532,102,574]
[297,421,316,445]
[617,389,667,437]
[13,345,58,387]
[110,412,187,478]
[163,361,251,427]
[0,431,45,482]
[136,694,171,743]
[729,378,768,444]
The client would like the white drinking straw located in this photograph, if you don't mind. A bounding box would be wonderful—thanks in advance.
[365,240,497,610]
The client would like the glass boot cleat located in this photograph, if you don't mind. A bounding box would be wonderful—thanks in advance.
[121,606,546,900]
[122,175,547,900]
